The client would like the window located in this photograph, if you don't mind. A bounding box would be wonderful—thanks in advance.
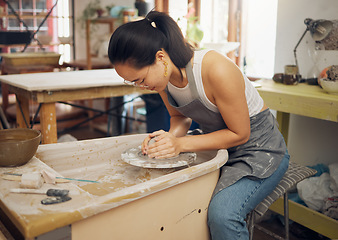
[243,0,278,78]
[200,0,229,44]
[7,0,49,32]
[169,0,278,79]
[168,0,188,33]
[2,0,72,63]
[57,0,71,63]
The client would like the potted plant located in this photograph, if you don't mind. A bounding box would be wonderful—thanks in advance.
[178,3,204,48]
[77,0,104,31]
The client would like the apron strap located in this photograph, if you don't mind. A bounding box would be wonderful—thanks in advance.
[185,61,200,99]
[165,61,200,101]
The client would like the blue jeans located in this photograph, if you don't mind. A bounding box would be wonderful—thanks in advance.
[207,151,290,240]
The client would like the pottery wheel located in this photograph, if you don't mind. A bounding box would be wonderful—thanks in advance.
[121,146,196,168]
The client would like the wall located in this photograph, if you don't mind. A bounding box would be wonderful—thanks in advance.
[275,0,338,166]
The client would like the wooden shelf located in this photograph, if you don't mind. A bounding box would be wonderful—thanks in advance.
[270,198,338,239]
[63,57,112,70]
[257,79,338,239]
[0,14,73,19]
[0,42,72,48]
[88,17,119,24]
[85,18,119,70]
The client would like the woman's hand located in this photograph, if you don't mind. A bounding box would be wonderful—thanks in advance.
[141,130,181,159]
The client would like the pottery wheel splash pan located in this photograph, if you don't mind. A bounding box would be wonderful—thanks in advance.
[121,146,196,168]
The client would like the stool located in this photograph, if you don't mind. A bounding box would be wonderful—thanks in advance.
[247,162,317,240]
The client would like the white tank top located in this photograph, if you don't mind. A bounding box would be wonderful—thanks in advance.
[168,49,264,117]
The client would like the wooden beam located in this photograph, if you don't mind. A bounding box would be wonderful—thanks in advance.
[227,0,241,65]
[155,0,169,13]
[188,0,200,18]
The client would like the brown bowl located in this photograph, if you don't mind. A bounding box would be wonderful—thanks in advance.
[0,129,41,167]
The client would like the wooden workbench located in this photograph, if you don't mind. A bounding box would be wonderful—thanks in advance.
[0,69,153,144]
[257,79,338,239]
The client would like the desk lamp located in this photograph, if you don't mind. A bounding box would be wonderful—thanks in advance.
[293,18,333,76]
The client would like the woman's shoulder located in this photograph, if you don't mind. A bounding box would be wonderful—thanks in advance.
[201,49,231,63]
[201,50,238,77]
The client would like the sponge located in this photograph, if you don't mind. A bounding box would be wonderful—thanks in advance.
[20,173,44,189]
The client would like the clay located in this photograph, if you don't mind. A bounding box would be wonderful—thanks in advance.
[148,138,156,146]
[121,146,197,168]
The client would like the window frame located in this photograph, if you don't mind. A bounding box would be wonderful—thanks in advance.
[156,0,242,66]
[1,0,73,60]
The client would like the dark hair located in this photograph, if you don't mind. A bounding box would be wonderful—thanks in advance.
[108,11,194,69]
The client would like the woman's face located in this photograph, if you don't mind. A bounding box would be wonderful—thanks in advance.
[114,60,168,92]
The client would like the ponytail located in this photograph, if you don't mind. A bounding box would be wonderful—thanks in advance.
[108,11,194,69]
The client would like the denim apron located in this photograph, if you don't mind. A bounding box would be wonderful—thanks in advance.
[164,62,287,196]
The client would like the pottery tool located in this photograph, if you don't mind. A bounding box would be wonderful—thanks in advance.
[10,188,69,197]
[41,196,72,205]
[121,146,196,168]
[2,174,70,183]
[10,188,72,205]
[3,172,100,183]
[41,170,56,184]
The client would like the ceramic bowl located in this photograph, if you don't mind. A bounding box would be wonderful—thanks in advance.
[37,35,53,45]
[319,78,338,95]
[0,129,41,167]
[58,36,72,44]
[272,73,284,83]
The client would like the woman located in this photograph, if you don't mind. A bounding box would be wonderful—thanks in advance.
[108,11,289,240]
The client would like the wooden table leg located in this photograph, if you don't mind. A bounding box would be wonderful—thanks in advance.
[87,99,94,130]
[15,94,30,128]
[1,83,9,112]
[40,103,57,144]
[276,111,290,146]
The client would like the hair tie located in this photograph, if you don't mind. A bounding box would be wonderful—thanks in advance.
[145,17,156,28]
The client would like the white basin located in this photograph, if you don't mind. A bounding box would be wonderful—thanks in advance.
[0,134,228,239]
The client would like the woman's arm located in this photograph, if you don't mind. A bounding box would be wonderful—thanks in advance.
[184,51,251,150]
[141,91,192,154]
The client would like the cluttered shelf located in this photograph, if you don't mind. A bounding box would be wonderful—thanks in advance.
[0,42,72,48]
[62,17,119,71]
[256,79,338,239]
[256,79,338,122]
[0,14,72,19]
